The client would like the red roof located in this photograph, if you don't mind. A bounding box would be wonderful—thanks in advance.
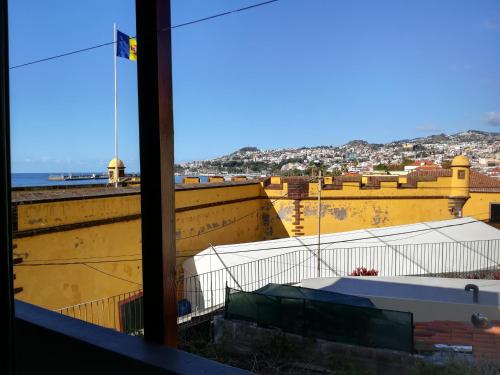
[470,171,500,192]
[416,165,441,170]
[410,160,436,167]
[414,320,500,362]
[406,169,452,178]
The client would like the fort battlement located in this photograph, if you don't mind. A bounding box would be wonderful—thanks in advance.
[11,156,500,310]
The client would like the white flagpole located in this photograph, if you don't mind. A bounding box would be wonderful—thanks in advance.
[113,23,118,188]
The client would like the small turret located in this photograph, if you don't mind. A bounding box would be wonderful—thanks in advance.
[108,158,125,184]
[450,155,470,198]
[448,155,470,217]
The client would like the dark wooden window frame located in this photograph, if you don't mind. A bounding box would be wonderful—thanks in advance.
[0,0,15,372]
[1,1,179,372]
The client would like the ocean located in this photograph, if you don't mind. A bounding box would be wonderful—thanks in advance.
[11,173,208,188]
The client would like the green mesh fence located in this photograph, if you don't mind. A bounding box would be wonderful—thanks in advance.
[225,286,414,353]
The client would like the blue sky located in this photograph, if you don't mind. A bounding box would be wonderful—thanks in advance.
[8,0,500,172]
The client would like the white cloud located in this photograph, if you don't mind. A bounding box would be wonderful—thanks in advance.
[486,112,500,126]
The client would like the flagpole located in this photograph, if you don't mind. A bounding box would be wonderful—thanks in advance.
[113,23,118,188]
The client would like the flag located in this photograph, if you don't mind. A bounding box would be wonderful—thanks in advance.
[116,30,137,61]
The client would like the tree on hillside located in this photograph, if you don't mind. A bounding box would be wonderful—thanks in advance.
[373,164,389,172]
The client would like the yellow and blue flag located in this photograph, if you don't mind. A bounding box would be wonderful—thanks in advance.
[116,30,137,61]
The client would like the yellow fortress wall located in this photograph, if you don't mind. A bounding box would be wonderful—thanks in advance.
[13,181,265,310]
[464,192,500,221]
[261,156,472,237]
[462,170,500,221]
[11,156,500,311]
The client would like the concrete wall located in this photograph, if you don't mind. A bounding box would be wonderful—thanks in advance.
[363,296,500,322]
[301,276,500,323]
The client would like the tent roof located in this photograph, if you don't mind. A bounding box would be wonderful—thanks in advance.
[181,217,500,314]
[188,217,500,273]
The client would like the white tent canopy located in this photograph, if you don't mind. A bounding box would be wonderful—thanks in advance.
[182,217,500,312]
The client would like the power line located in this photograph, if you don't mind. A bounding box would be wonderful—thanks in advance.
[169,0,279,29]
[12,207,493,264]
[11,188,290,264]
[9,0,281,70]
[183,253,317,293]
[9,41,116,70]
[17,253,142,264]
[176,219,493,258]
[176,185,297,241]
[176,201,493,248]
[82,263,143,286]
[16,213,492,264]
[15,258,142,266]
[176,175,319,241]
[12,216,494,264]
[15,259,143,285]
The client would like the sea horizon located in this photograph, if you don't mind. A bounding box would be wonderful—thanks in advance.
[11,172,208,187]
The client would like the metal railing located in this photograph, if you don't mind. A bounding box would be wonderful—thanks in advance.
[179,239,500,321]
[56,239,500,332]
[56,289,143,333]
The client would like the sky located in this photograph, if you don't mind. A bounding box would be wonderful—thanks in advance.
[7,0,500,173]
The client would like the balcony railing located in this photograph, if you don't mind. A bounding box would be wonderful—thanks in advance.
[56,239,500,332]
[56,289,143,333]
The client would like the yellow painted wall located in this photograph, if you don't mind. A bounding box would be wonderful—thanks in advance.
[182,177,200,184]
[300,198,451,235]
[13,183,265,310]
[17,194,140,231]
[231,176,247,182]
[14,195,265,310]
[262,176,458,237]
[264,197,453,238]
[263,199,296,238]
[463,192,500,221]
[12,169,500,313]
[208,176,224,183]
[175,183,260,210]
[175,200,264,256]
[175,183,264,260]
[14,219,143,310]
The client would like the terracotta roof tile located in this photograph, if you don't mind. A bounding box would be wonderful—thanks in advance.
[470,170,500,192]
[403,169,452,188]
[404,168,500,192]
[407,169,452,178]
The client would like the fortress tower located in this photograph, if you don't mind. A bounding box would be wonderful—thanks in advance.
[448,155,470,217]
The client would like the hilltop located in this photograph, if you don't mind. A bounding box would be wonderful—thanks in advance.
[177,130,499,176]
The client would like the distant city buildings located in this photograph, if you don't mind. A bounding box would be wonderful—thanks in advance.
[177,130,499,178]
